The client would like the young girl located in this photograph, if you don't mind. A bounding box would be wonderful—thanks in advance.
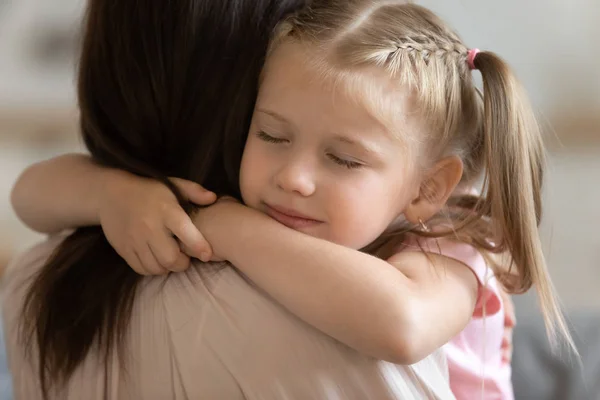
[12,1,571,398]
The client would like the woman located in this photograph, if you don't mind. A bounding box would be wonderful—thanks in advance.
[2,0,454,398]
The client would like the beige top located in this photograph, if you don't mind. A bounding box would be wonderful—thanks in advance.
[2,236,455,399]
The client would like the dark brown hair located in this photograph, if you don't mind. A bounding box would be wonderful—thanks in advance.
[20,0,306,396]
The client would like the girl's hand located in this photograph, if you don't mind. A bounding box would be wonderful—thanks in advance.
[98,172,216,275]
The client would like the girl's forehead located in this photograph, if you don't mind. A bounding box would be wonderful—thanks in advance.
[261,42,421,125]
[258,41,429,155]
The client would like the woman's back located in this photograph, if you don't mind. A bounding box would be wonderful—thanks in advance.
[3,236,455,399]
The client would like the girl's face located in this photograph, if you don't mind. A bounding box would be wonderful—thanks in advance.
[239,42,425,249]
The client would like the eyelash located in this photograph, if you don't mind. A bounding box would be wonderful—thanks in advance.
[257,131,287,144]
[327,154,363,170]
[257,131,363,170]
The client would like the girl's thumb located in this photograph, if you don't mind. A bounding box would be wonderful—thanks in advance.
[170,177,216,205]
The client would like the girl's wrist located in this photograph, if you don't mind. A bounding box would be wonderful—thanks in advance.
[193,201,250,255]
[95,167,128,225]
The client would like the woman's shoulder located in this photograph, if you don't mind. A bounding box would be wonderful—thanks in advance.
[2,233,68,293]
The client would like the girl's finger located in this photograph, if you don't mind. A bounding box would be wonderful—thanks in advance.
[125,249,148,276]
[170,251,192,272]
[170,177,216,205]
[138,243,169,275]
[180,241,213,263]
[150,234,191,272]
[165,209,212,261]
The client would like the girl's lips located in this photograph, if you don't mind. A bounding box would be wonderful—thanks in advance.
[263,203,323,230]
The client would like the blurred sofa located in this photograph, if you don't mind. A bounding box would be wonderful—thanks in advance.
[512,307,600,400]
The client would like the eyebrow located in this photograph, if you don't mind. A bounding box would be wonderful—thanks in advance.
[331,134,385,157]
[256,108,290,125]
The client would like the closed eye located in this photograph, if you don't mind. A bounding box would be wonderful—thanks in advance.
[257,131,288,144]
[327,153,363,169]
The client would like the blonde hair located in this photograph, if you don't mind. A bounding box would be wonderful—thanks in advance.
[271,0,574,350]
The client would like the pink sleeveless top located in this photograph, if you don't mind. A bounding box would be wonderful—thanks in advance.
[401,237,513,399]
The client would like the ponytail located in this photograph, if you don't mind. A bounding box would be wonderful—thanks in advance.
[475,51,575,351]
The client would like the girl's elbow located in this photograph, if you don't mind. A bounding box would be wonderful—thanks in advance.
[10,166,50,233]
[383,328,430,365]
[382,302,432,365]
[10,170,31,221]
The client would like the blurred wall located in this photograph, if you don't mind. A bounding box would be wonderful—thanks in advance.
[419,0,600,115]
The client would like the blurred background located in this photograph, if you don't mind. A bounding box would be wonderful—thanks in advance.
[0,0,598,399]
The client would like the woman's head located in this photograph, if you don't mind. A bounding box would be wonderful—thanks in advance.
[78,0,306,196]
[240,0,569,346]
[22,0,306,395]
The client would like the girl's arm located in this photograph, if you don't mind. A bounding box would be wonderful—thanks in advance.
[11,155,215,273]
[11,154,109,233]
[195,201,478,364]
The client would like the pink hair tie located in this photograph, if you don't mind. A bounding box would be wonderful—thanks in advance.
[467,48,480,70]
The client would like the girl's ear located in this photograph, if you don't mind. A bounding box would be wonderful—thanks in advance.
[404,155,463,224]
